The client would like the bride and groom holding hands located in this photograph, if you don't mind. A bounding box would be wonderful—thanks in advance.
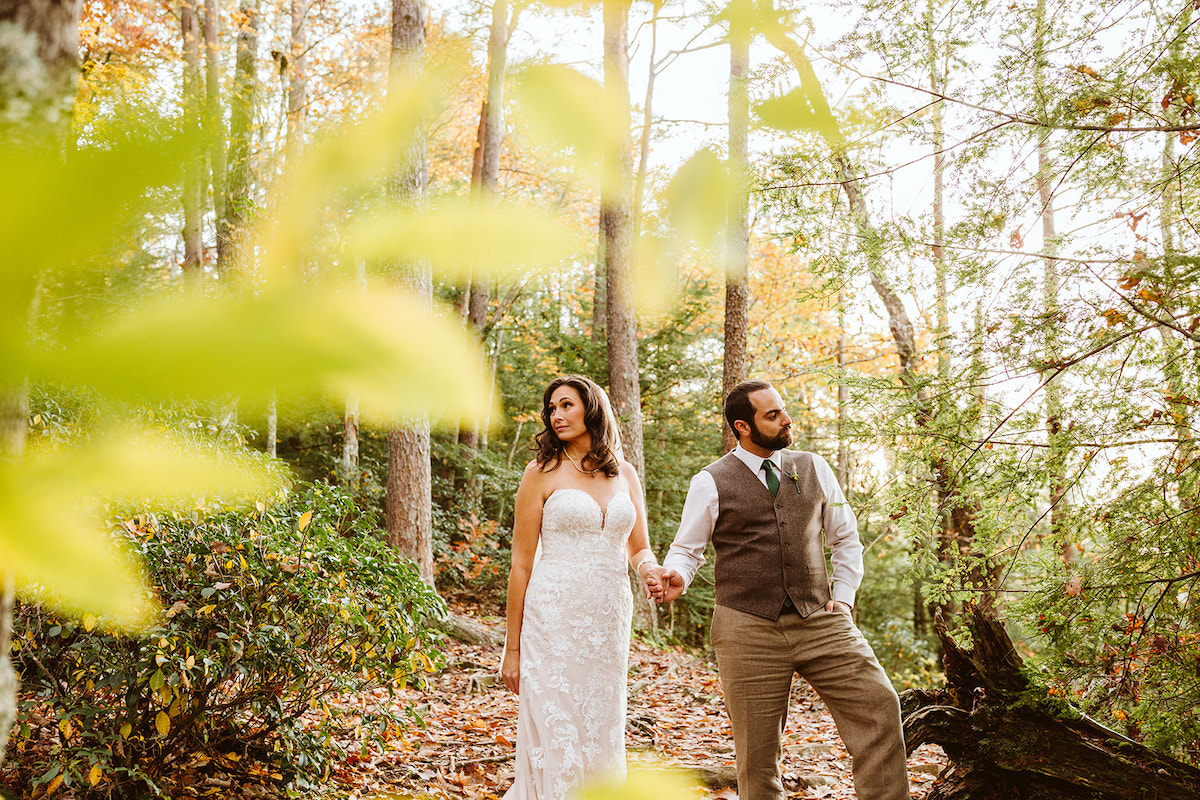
[501,374,910,800]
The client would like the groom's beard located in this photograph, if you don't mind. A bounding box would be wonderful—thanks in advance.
[749,420,792,451]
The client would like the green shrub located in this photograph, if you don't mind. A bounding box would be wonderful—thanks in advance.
[4,482,445,798]
[862,618,944,692]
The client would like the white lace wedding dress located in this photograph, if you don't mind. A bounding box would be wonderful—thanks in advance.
[504,488,636,800]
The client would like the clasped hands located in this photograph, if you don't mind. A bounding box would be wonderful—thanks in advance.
[637,564,685,604]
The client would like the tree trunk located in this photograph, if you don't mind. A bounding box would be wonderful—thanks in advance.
[1032,0,1071,560]
[215,0,260,278]
[602,0,642,478]
[202,0,226,225]
[722,8,750,456]
[0,0,83,766]
[342,394,360,488]
[460,0,510,459]
[602,0,653,634]
[0,0,81,138]
[286,0,306,160]
[181,0,204,289]
[384,0,434,585]
[1157,6,1194,510]
[901,608,1200,799]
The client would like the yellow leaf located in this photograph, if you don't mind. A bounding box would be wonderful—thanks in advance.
[59,718,73,739]
[46,774,64,795]
[40,285,494,428]
[342,200,580,281]
[155,711,170,737]
[296,511,313,532]
[120,722,132,739]
[88,764,103,786]
[513,65,628,182]
[575,766,701,800]
[198,604,216,615]
[83,614,97,632]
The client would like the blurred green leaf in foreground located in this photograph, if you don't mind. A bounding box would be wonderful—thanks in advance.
[0,67,599,631]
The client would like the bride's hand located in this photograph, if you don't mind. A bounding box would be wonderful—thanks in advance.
[640,564,667,602]
[501,648,520,694]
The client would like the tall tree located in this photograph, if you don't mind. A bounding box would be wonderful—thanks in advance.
[601,0,643,477]
[1032,0,1071,559]
[202,0,226,226]
[216,0,260,277]
[722,0,750,454]
[0,0,87,763]
[461,0,516,458]
[181,0,205,289]
[384,0,434,584]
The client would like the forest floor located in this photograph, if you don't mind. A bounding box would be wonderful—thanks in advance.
[322,604,948,799]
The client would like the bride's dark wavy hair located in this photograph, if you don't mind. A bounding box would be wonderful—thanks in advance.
[532,374,622,477]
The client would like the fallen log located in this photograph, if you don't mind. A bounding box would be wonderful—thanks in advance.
[901,607,1200,800]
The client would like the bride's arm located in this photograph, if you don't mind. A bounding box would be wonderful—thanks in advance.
[502,461,544,695]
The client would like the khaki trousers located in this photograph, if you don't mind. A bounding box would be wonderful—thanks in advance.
[711,604,909,800]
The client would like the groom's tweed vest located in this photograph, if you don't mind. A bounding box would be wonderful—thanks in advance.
[704,450,831,619]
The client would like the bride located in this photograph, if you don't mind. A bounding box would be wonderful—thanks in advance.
[501,374,662,800]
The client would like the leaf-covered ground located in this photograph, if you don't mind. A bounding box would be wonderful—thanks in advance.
[319,610,947,799]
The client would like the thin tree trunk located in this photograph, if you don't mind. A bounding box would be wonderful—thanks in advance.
[602,0,652,633]
[216,0,260,278]
[1157,6,1193,510]
[722,9,750,455]
[602,0,642,477]
[384,0,434,585]
[0,0,84,765]
[836,291,849,491]
[1032,0,1071,561]
[632,2,659,241]
[926,0,958,623]
[342,394,360,487]
[181,0,204,289]
[203,0,226,225]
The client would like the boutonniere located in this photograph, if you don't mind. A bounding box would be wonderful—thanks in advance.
[786,467,801,494]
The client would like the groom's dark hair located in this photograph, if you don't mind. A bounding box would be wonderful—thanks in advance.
[724,380,772,440]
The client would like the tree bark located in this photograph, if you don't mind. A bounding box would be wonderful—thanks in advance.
[722,8,750,456]
[902,608,1200,799]
[1031,0,1071,561]
[202,0,226,225]
[384,0,434,585]
[0,0,81,138]
[0,0,82,766]
[181,0,204,289]
[602,0,642,477]
[461,0,510,457]
[215,0,260,278]
[602,0,653,634]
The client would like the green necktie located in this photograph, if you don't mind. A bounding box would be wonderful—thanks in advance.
[762,459,780,497]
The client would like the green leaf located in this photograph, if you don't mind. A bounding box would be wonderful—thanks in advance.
[343,200,583,280]
[0,431,272,631]
[754,87,840,137]
[37,284,494,428]
[512,65,628,181]
[664,149,742,250]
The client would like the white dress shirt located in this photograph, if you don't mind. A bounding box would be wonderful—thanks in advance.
[662,445,864,608]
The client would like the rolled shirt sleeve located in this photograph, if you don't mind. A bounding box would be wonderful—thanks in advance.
[812,452,863,608]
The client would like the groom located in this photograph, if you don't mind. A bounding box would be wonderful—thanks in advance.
[657,380,909,800]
